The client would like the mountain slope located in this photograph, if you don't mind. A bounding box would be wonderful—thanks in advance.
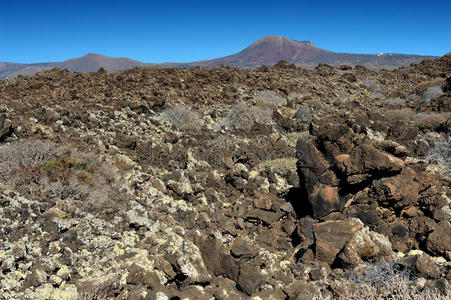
[0,54,146,78]
[53,53,146,72]
[185,36,332,67]
[0,36,440,77]
[183,36,437,68]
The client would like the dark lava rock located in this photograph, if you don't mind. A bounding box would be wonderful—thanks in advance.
[231,237,258,259]
[0,113,12,140]
[126,263,163,288]
[427,221,451,257]
[237,263,265,296]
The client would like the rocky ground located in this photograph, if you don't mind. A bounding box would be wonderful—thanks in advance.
[0,56,449,299]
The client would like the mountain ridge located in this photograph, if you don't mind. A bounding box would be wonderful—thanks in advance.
[0,36,440,77]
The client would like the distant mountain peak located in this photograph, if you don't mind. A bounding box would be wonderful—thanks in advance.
[252,36,317,48]
[0,36,439,78]
[83,53,106,57]
[59,53,145,72]
[200,36,329,66]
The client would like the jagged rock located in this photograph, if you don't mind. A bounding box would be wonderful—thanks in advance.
[126,263,163,288]
[294,216,318,251]
[76,274,121,298]
[196,236,240,281]
[338,227,393,267]
[434,205,451,222]
[254,289,287,300]
[284,280,322,300]
[296,128,406,218]
[213,277,244,300]
[164,238,212,285]
[177,285,213,300]
[237,263,266,295]
[313,218,364,265]
[246,209,283,225]
[231,237,258,259]
[415,253,441,279]
[296,140,342,217]
[425,278,450,296]
[0,54,450,299]
[427,221,451,257]
[114,153,136,172]
[0,113,12,140]
[350,144,404,174]
[309,262,331,281]
[413,277,427,290]
[372,172,420,208]
[23,268,48,288]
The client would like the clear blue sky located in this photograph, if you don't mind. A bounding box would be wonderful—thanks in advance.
[1,0,450,63]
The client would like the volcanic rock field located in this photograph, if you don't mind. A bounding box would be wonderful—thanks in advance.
[0,56,450,299]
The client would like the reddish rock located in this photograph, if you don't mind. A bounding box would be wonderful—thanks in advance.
[309,184,341,217]
[373,173,420,208]
[427,221,451,257]
[313,219,364,265]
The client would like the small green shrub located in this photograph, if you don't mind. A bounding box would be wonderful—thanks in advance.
[0,139,127,215]
[0,139,65,184]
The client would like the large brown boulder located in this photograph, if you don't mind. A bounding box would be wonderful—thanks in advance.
[313,219,363,265]
[296,130,403,218]
[296,140,342,218]
[427,221,451,258]
[338,227,393,267]
[296,118,450,262]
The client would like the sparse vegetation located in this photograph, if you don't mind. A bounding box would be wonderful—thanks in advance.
[0,139,126,214]
[286,131,310,144]
[220,102,273,131]
[338,260,448,299]
[415,113,450,131]
[363,79,384,99]
[384,108,414,124]
[0,52,450,299]
[256,157,297,175]
[296,104,313,122]
[161,103,203,130]
[419,86,443,106]
[254,90,286,107]
[0,139,66,184]
[289,93,304,101]
[425,136,451,170]
[389,97,406,106]
[412,112,431,121]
